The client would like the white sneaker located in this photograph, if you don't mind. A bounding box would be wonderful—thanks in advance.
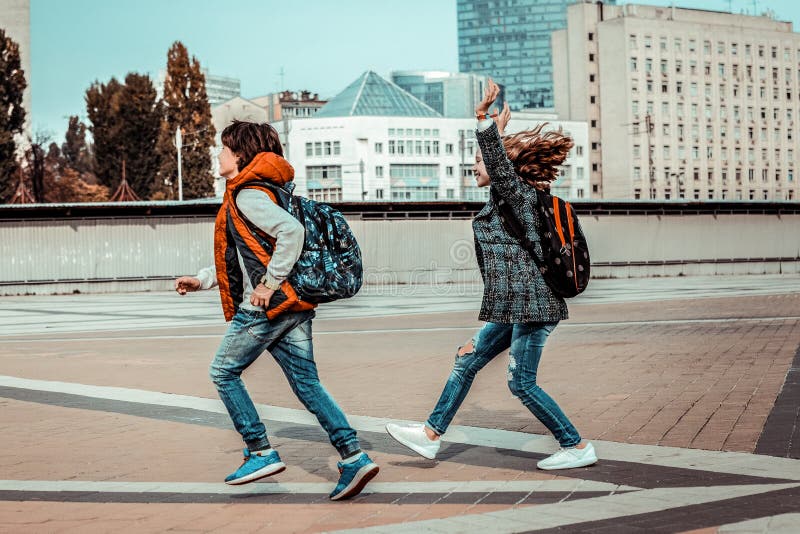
[385,423,441,460]
[537,442,597,470]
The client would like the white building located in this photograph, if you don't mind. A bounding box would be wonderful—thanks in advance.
[204,71,241,106]
[271,71,588,202]
[553,2,800,201]
[0,0,31,145]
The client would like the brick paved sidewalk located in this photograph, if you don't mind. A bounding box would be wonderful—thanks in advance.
[0,288,799,532]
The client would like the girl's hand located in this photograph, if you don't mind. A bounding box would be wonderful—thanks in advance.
[495,102,511,135]
[475,77,500,116]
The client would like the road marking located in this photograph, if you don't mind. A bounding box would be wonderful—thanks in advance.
[336,483,800,533]
[2,375,800,482]
[0,479,637,495]
[1,315,797,343]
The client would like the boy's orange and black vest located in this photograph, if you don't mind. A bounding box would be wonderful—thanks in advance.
[214,152,316,322]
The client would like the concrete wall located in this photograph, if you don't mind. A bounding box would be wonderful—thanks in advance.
[1,213,797,295]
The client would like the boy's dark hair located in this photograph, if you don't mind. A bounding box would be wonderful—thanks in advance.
[221,120,284,170]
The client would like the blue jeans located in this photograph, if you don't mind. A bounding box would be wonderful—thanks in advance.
[210,308,361,458]
[426,322,581,448]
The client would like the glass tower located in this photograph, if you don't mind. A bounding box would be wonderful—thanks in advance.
[457,0,614,110]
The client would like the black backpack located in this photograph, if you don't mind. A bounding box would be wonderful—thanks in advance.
[492,187,590,298]
[239,181,363,304]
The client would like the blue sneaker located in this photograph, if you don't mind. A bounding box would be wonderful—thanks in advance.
[329,452,379,501]
[224,448,286,485]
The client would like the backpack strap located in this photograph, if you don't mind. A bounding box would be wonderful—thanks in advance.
[490,186,545,270]
[552,197,567,252]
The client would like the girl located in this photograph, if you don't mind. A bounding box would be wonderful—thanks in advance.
[386,79,596,470]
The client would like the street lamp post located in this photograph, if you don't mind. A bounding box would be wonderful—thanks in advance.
[343,159,366,201]
[175,126,183,202]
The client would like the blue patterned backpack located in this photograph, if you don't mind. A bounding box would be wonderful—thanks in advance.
[239,181,363,304]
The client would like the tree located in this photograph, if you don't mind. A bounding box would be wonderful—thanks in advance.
[44,167,109,203]
[85,73,160,199]
[154,41,216,200]
[85,77,123,190]
[0,28,27,203]
[62,115,93,176]
[117,73,161,198]
[23,133,47,202]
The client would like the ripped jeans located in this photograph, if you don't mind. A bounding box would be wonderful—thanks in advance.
[209,308,361,459]
[426,322,581,448]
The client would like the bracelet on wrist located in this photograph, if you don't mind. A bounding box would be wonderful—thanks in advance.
[259,274,282,291]
[476,112,498,121]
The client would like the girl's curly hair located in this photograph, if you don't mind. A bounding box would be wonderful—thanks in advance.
[501,123,574,188]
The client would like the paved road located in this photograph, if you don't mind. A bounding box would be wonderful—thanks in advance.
[1,274,799,532]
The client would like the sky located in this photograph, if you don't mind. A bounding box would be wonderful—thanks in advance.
[29,0,800,142]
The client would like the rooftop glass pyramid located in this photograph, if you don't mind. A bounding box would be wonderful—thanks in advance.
[315,71,442,118]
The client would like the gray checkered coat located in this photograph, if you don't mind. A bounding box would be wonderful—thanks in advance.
[473,122,569,324]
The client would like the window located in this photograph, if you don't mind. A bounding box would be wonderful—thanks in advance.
[333,141,340,155]
[588,32,594,41]
[388,140,395,154]
[576,146,584,156]
[305,142,312,157]
[589,74,595,82]
[374,142,383,154]
[324,141,331,155]
[314,142,322,156]
[445,143,453,155]
[629,34,637,48]
[590,95,596,104]
[591,120,597,128]
[375,189,384,199]
[307,187,342,202]
[306,165,342,180]
[375,166,383,178]
[589,53,595,62]
[630,57,638,72]
[446,166,454,177]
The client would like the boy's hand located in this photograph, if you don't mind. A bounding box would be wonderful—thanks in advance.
[250,283,275,308]
[175,276,201,295]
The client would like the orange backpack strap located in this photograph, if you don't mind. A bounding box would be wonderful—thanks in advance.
[552,197,567,248]
[565,201,575,242]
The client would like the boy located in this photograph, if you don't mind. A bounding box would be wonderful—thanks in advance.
[175,120,378,500]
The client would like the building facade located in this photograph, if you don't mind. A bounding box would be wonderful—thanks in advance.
[457,0,615,111]
[554,2,800,201]
[204,71,241,106]
[391,71,490,118]
[250,91,327,123]
[271,71,588,202]
[0,0,31,144]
